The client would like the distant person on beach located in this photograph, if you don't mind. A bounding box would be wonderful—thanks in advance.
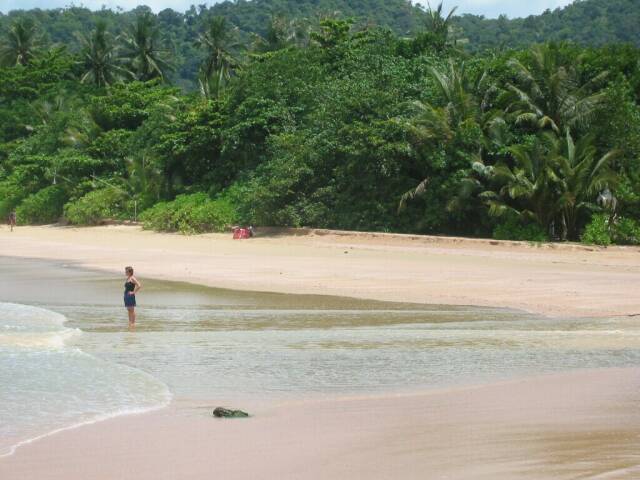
[124,266,142,327]
[8,210,16,231]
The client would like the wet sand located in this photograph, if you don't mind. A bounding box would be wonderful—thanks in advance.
[2,225,640,479]
[2,368,640,480]
[1,224,639,317]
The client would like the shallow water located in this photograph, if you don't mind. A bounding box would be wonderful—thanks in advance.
[0,302,170,457]
[1,256,640,457]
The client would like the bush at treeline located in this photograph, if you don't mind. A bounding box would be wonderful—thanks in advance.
[2,4,640,245]
[64,188,133,225]
[139,194,235,234]
[582,215,640,246]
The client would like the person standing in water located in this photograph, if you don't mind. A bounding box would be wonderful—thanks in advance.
[124,266,142,327]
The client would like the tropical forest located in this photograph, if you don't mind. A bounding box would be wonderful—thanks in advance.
[1,0,640,245]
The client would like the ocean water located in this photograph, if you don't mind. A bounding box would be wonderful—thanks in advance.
[2,257,640,457]
[0,302,170,457]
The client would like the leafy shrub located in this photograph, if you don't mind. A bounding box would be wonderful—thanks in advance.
[0,164,47,218]
[89,81,179,130]
[16,185,67,224]
[140,193,236,234]
[493,219,547,242]
[613,217,640,245]
[64,188,132,225]
[0,181,24,219]
[582,214,640,246]
[581,214,612,246]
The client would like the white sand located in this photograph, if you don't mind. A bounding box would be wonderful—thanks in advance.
[2,225,640,479]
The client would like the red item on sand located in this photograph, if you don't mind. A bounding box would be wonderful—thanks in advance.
[232,227,251,239]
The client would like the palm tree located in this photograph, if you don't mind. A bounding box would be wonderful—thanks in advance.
[121,12,172,81]
[476,131,618,239]
[197,66,229,99]
[127,153,163,204]
[289,17,311,48]
[505,43,609,135]
[430,60,497,131]
[398,61,500,212]
[446,158,496,215]
[252,15,311,53]
[194,16,241,97]
[404,60,505,146]
[76,21,131,88]
[29,93,66,126]
[483,135,561,232]
[252,15,289,53]
[423,2,458,51]
[0,17,42,66]
[401,61,483,144]
[310,18,353,49]
[552,131,619,239]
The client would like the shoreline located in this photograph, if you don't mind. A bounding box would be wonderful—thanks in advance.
[0,396,172,460]
[0,361,608,461]
[1,224,640,317]
[3,367,640,479]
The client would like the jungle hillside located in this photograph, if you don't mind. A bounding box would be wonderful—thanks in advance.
[1,0,640,245]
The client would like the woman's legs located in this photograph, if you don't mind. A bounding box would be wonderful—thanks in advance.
[127,307,136,326]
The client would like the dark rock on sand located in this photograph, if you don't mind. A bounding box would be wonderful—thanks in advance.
[213,407,249,418]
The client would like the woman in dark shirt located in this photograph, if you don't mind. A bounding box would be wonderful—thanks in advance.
[124,266,142,327]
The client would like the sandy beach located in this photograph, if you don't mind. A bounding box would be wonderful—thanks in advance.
[2,368,640,480]
[1,224,640,317]
[2,225,640,479]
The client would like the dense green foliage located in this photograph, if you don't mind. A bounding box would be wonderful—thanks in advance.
[492,219,548,243]
[1,1,640,245]
[140,193,236,234]
[581,213,612,246]
[458,0,640,51]
[2,0,640,87]
[582,214,640,246]
[16,185,67,224]
[0,0,424,88]
[64,188,133,225]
